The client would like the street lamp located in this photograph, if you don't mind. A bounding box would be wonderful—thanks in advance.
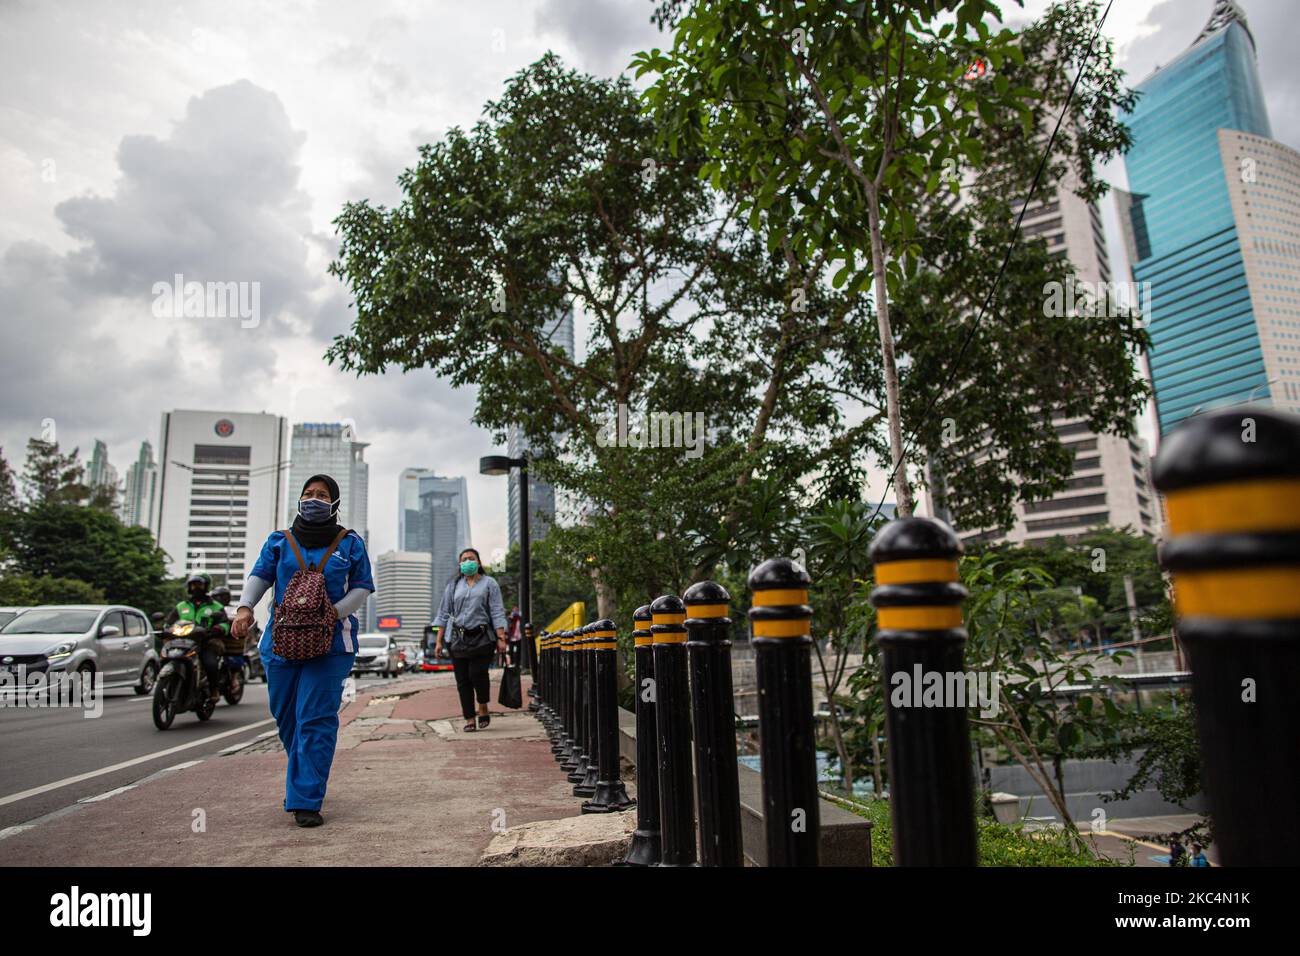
[479,454,536,687]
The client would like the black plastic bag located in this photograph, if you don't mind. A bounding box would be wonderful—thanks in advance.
[498,664,522,709]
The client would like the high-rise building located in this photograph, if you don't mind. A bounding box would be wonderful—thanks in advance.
[927,172,1158,546]
[86,440,118,505]
[153,410,289,599]
[121,441,158,528]
[285,423,369,540]
[1118,1,1300,431]
[399,470,470,594]
[507,304,574,548]
[373,550,434,642]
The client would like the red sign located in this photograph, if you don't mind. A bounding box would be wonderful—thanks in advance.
[377,615,403,630]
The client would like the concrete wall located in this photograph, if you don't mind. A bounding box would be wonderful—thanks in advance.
[988,756,1206,823]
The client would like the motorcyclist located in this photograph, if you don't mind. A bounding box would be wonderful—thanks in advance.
[164,572,229,701]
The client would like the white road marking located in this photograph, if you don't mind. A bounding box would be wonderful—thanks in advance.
[0,717,276,808]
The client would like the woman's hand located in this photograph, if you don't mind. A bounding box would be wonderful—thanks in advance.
[231,607,254,640]
[496,628,507,653]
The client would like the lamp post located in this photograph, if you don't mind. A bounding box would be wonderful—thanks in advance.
[479,454,535,680]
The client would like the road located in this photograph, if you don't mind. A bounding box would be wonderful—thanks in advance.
[0,671,415,833]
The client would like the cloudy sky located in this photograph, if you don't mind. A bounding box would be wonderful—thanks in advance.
[2,0,1297,560]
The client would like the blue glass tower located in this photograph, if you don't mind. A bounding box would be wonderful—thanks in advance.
[1121,1,1273,433]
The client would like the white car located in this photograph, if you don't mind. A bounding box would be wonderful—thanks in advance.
[0,607,30,630]
[0,605,161,693]
[352,633,402,678]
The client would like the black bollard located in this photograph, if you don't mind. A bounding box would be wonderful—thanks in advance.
[869,518,977,866]
[559,631,582,772]
[566,628,591,782]
[748,558,819,866]
[1152,406,1300,866]
[651,593,697,866]
[575,625,600,798]
[685,581,743,866]
[582,618,636,813]
[621,605,662,865]
[527,623,540,713]
[553,631,574,758]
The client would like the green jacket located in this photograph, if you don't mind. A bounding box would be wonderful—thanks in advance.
[167,598,229,635]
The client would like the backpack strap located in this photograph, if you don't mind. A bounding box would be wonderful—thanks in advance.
[313,528,351,572]
[282,530,309,572]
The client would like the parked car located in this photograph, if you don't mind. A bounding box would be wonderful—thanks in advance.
[0,607,30,630]
[352,633,402,678]
[0,605,161,693]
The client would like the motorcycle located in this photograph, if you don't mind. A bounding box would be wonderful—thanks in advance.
[152,621,242,729]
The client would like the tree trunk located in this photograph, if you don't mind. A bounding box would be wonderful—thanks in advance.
[864,187,914,516]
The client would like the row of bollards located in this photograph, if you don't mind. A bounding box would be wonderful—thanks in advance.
[527,406,1298,867]
[532,565,825,866]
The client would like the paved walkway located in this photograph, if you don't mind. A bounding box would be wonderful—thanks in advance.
[2,673,595,866]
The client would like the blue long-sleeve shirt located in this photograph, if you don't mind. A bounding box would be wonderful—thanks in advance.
[431,574,508,633]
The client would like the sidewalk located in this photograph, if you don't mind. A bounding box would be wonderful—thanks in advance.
[3,673,596,866]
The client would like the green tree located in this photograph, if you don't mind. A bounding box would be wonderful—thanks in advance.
[21,438,87,507]
[0,503,176,615]
[0,447,17,510]
[638,0,1040,515]
[328,54,874,614]
[0,572,107,606]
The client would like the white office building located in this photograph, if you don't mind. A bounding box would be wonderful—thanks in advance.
[152,410,289,600]
[373,550,434,642]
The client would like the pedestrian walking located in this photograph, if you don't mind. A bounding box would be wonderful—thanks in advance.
[1168,836,1187,866]
[230,474,374,828]
[432,547,508,732]
[506,607,523,667]
[1190,843,1210,867]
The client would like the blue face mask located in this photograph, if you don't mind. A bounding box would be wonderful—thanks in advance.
[298,498,336,524]
[460,560,479,576]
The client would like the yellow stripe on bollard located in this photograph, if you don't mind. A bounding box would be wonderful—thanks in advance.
[1173,567,1300,618]
[633,635,653,646]
[876,606,963,630]
[751,618,811,638]
[652,632,688,643]
[1166,478,1300,535]
[874,559,960,585]
[685,603,729,618]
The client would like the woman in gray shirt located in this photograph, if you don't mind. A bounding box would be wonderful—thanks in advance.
[432,547,508,731]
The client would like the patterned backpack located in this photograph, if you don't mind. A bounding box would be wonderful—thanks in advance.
[272,529,349,660]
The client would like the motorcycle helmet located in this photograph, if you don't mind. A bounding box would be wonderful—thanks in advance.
[211,585,232,607]
[186,572,212,599]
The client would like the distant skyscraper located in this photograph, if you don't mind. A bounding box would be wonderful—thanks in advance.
[508,303,574,548]
[86,440,118,505]
[286,423,370,541]
[121,441,158,528]
[1119,1,1300,431]
[373,551,434,642]
[399,470,469,593]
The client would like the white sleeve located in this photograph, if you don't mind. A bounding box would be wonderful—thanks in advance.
[237,575,271,611]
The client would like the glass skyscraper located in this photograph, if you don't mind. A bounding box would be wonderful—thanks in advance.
[1120,1,1300,432]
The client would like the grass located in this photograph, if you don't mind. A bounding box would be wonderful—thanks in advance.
[821,791,1120,867]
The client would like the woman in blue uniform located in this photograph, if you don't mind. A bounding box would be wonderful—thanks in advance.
[230,474,375,828]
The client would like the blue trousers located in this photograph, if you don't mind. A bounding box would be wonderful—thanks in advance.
[266,653,355,812]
